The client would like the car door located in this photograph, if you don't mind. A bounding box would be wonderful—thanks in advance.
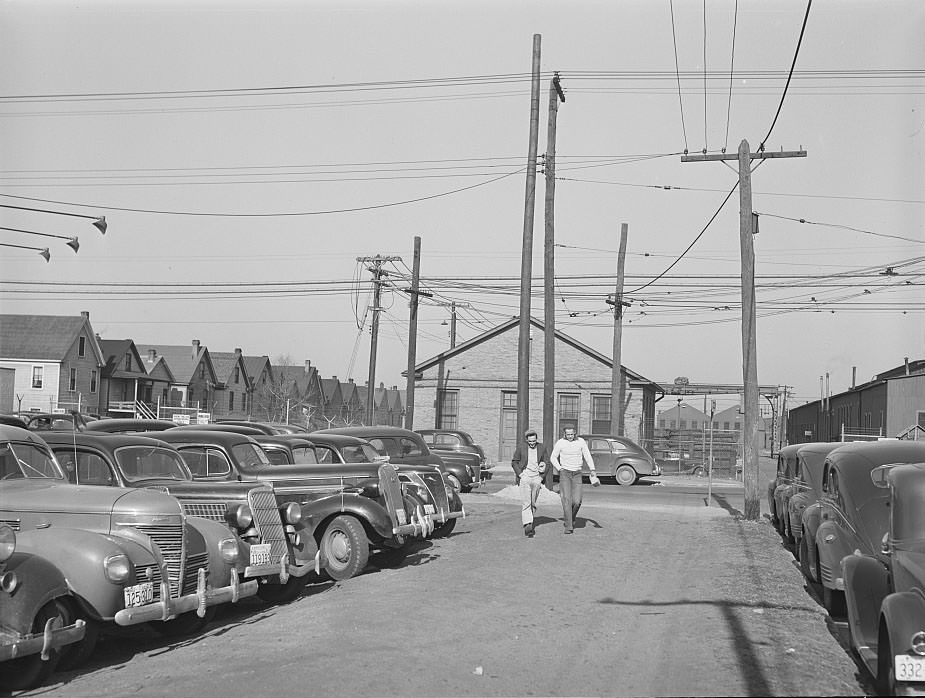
[586,438,616,475]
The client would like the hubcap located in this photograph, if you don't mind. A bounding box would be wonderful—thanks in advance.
[329,531,350,564]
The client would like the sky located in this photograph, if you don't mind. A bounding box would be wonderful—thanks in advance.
[0,0,922,414]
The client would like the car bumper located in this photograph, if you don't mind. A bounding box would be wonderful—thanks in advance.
[114,569,258,626]
[0,618,86,662]
[245,550,319,582]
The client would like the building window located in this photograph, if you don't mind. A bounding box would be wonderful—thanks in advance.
[69,368,77,392]
[78,336,86,357]
[234,367,240,384]
[124,352,133,371]
[713,421,719,430]
[502,391,517,409]
[229,393,235,410]
[691,420,699,430]
[558,393,580,434]
[438,390,458,429]
[90,370,98,393]
[669,420,676,429]
[200,365,205,379]
[680,420,687,429]
[32,366,44,389]
[723,422,730,430]
[659,419,665,428]
[591,395,611,434]
[734,422,741,430]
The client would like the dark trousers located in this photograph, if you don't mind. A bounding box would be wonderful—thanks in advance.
[558,469,583,530]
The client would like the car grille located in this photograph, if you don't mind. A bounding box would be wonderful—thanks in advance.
[132,523,184,597]
[181,502,225,521]
[470,461,482,482]
[248,488,288,561]
[181,551,210,595]
[418,471,450,513]
[0,519,20,531]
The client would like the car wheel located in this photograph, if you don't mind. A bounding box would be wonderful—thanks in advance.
[55,608,99,671]
[878,623,900,697]
[321,515,370,582]
[256,575,308,605]
[615,465,636,487]
[799,539,812,580]
[822,584,846,618]
[151,606,217,637]
[0,601,64,691]
[433,517,457,538]
[445,473,462,492]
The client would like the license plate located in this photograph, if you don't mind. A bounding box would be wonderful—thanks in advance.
[395,509,407,525]
[425,504,436,515]
[123,582,154,608]
[895,654,925,682]
[249,543,272,567]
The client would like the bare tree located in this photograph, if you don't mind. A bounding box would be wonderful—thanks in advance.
[252,354,316,425]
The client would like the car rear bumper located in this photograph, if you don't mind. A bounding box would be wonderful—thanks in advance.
[0,619,86,662]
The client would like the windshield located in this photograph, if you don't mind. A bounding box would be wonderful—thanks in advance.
[233,442,271,469]
[115,446,191,483]
[0,441,65,480]
[263,448,290,466]
[341,444,381,463]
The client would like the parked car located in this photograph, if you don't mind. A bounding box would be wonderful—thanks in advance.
[0,524,86,691]
[215,420,309,435]
[83,418,177,433]
[41,430,317,605]
[23,411,96,432]
[575,434,661,487]
[157,429,422,581]
[784,442,845,557]
[809,440,925,616]
[843,461,925,696]
[309,431,464,537]
[0,414,28,428]
[416,428,492,487]
[316,426,475,493]
[0,425,257,668]
[767,444,800,533]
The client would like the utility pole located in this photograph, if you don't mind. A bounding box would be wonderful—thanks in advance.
[544,71,565,454]
[517,33,542,443]
[357,254,401,425]
[450,301,458,349]
[608,223,629,436]
[404,237,422,430]
[682,139,806,520]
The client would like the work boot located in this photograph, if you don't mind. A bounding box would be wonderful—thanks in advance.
[524,523,534,538]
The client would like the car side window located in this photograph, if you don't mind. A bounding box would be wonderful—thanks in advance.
[589,439,610,451]
[292,447,317,464]
[435,434,460,447]
[399,437,423,457]
[315,446,336,464]
[366,438,390,457]
[54,448,114,486]
[178,446,231,478]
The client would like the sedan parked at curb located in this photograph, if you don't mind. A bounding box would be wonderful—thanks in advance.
[576,434,661,487]
[416,428,492,487]
[767,444,800,535]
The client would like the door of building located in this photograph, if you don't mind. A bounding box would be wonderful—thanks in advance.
[499,395,518,463]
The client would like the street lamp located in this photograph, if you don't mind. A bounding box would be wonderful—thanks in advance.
[0,226,80,253]
[0,241,50,262]
[0,203,107,235]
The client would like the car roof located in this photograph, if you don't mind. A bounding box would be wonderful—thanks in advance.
[254,435,316,448]
[157,429,258,445]
[174,423,267,436]
[307,432,372,447]
[84,418,176,432]
[214,420,278,435]
[41,430,177,450]
[317,426,421,438]
[0,423,53,445]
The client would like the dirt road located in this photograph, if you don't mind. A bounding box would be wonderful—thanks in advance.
[18,467,871,697]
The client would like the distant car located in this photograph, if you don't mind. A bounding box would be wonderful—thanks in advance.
[767,444,800,534]
[24,412,96,432]
[0,524,86,691]
[42,430,317,605]
[0,424,256,668]
[214,420,309,435]
[83,418,177,433]
[416,428,492,486]
[316,426,475,493]
[576,434,661,487]
[810,440,925,616]
[785,443,844,560]
[843,461,925,696]
[0,414,27,428]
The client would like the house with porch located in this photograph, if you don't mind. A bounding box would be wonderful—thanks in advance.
[136,340,217,420]
[0,312,105,414]
[411,316,662,462]
[97,338,162,418]
[211,349,251,420]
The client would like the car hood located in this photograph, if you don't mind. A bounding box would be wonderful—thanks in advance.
[1,478,183,518]
[139,479,262,501]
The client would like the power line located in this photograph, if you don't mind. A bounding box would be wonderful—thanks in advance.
[668,0,690,153]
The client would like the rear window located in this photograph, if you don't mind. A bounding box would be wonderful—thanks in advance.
[116,446,190,483]
[341,444,380,463]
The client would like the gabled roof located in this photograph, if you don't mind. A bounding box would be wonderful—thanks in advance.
[320,378,342,406]
[211,351,249,388]
[136,342,215,385]
[413,316,660,388]
[98,338,147,379]
[0,313,104,365]
[342,380,363,407]
[243,355,272,387]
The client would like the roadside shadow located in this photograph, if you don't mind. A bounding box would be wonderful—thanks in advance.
[574,516,602,529]
[368,539,440,572]
[706,492,743,517]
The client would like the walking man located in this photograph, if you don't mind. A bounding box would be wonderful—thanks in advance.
[550,427,596,534]
[510,429,549,537]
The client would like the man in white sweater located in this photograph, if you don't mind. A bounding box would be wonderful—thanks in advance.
[549,427,597,534]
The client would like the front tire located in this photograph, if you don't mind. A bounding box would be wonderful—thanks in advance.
[878,623,900,697]
[56,601,99,671]
[256,576,308,605]
[0,601,64,691]
[321,515,369,582]
[433,517,457,537]
[615,465,636,487]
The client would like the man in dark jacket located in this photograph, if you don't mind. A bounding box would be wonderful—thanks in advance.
[510,429,550,537]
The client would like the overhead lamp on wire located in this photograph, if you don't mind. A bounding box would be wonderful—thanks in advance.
[0,226,80,252]
[0,203,106,235]
[0,241,50,262]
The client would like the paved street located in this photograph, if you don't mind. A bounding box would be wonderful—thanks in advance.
[20,464,871,697]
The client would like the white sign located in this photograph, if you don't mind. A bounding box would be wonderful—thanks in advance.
[172,413,190,425]
[196,412,211,424]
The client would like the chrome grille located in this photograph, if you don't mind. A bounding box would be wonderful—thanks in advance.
[181,501,225,522]
[133,563,164,601]
[471,461,482,482]
[0,519,20,531]
[132,524,184,597]
[181,551,210,595]
[248,489,288,560]
[419,471,450,513]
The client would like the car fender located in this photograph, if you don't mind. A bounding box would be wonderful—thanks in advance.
[815,519,854,590]
[842,553,890,654]
[185,515,240,581]
[304,491,394,542]
[880,591,925,659]
[13,528,158,621]
[436,459,473,488]
[0,548,70,636]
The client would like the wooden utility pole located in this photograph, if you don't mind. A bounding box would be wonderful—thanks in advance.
[517,33,542,442]
[609,223,628,436]
[681,139,806,520]
[544,72,565,453]
[404,236,422,430]
[357,254,401,425]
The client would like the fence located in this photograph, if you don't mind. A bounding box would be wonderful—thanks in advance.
[651,428,741,479]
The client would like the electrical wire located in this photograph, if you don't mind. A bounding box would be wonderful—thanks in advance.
[724,0,738,153]
[668,0,690,153]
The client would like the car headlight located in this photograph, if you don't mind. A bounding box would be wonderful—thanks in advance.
[0,524,15,563]
[0,570,18,594]
[219,538,239,563]
[282,502,302,525]
[226,503,253,528]
[104,553,132,583]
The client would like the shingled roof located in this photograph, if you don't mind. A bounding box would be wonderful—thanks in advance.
[0,313,104,364]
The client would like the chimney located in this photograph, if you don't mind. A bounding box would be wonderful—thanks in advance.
[234,347,241,358]
[81,310,89,320]
[192,339,200,358]
[304,359,311,374]
[380,382,385,389]
[332,375,338,381]
[906,357,910,375]
[851,366,856,389]
[148,349,156,362]
[348,377,354,384]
